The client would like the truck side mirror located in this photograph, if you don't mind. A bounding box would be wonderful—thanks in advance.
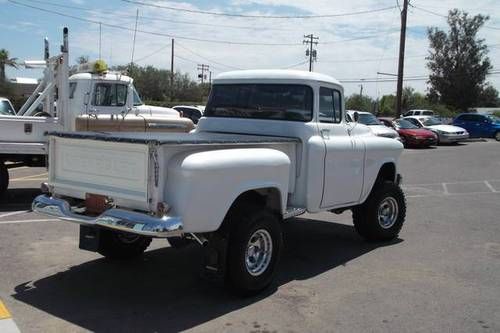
[353,111,359,122]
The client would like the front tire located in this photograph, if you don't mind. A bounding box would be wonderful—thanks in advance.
[353,181,406,241]
[495,131,500,142]
[97,230,152,260]
[225,203,283,296]
[0,161,9,195]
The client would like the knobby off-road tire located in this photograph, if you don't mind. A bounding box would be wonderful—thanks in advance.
[0,161,9,195]
[225,203,283,296]
[353,181,406,241]
[97,230,152,260]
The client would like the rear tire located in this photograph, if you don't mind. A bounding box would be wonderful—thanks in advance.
[225,203,283,296]
[495,131,500,142]
[0,161,9,195]
[97,230,152,260]
[353,181,406,241]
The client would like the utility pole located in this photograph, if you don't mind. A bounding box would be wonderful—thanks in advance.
[303,34,319,72]
[359,84,363,99]
[130,9,139,66]
[395,0,409,118]
[209,71,212,86]
[170,38,174,101]
[98,22,102,60]
[197,64,209,83]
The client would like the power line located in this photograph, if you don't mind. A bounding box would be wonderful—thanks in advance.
[134,43,171,63]
[281,60,309,69]
[121,0,397,19]
[17,0,293,31]
[6,0,301,46]
[175,42,243,70]
[340,70,500,83]
[409,4,500,31]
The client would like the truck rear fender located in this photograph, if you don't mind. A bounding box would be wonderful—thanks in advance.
[165,148,291,233]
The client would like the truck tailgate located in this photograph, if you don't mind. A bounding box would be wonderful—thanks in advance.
[50,136,151,206]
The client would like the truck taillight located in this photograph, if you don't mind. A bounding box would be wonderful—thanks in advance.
[157,202,171,216]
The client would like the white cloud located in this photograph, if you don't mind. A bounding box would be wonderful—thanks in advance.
[14,0,500,98]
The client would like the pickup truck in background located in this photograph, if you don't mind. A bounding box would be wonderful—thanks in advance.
[0,28,193,195]
[33,69,406,295]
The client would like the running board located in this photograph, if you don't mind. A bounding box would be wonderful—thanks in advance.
[283,207,306,219]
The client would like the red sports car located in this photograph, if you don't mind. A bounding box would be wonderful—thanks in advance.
[379,118,438,147]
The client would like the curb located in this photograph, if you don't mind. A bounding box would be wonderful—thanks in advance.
[0,300,21,333]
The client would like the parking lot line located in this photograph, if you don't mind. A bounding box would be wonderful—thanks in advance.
[10,173,48,181]
[0,300,21,333]
[484,181,497,193]
[0,211,29,219]
[0,218,58,225]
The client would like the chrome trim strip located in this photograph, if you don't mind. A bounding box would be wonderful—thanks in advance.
[283,207,306,219]
[32,195,183,238]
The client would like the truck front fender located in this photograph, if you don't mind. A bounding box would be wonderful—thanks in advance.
[165,148,291,233]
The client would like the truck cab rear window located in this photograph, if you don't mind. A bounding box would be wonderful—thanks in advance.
[93,83,127,107]
[205,84,313,122]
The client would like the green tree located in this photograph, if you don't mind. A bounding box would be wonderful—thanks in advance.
[427,9,491,111]
[0,49,18,81]
[477,85,499,107]
[345,94,374,112]
[75,55,89,65]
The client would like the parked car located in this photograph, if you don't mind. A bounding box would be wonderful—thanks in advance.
[403,116,469,144]
[346,110,400,140]
[452,113,500,141]
[403,109,434,117]
[379,118,437,148]
[173,105,203,124]
[0,97,16,115]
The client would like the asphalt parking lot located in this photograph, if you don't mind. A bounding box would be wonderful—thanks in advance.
[1,140,499,332]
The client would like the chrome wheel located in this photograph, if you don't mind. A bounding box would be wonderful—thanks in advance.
[377,197,399,229]
[245,229,273,276]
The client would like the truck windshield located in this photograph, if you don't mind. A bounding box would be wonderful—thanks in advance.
[205,84,313,122]
[358,113,382,125]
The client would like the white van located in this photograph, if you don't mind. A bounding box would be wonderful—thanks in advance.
[403,109,434,117]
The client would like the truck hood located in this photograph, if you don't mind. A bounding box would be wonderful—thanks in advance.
[136,104,180,117]
[398,128,436,137]
[367,124,399,138]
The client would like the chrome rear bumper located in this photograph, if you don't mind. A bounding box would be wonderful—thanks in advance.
[32,195,183,238]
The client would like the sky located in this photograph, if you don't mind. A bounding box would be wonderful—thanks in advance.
[1,0,499,98]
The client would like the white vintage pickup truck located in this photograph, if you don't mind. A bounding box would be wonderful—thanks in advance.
[33,70,406,295]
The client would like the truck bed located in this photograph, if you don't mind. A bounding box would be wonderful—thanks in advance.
[46,131,299,146]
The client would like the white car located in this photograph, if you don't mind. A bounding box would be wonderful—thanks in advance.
[347,110,400,140]
[403,116,469,143]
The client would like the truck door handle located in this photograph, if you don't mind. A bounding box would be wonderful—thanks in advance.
[320,129,330,139]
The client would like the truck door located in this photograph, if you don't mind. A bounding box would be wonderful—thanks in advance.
[318,87,364,208]
[88,82,128,115]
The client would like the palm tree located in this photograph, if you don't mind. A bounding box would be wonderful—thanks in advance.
[0,49,18,81]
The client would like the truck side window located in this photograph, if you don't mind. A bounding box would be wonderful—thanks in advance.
[319,87,334,123]
[69,82,77,99]
[319,87,342,123]
[93,83,128,107]
[132,88,143,106]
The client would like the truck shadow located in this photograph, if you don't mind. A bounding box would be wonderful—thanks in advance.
[12,217,402,332]
[0,188,41,211]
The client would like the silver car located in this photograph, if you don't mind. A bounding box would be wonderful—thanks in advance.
[403,116,469,144]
